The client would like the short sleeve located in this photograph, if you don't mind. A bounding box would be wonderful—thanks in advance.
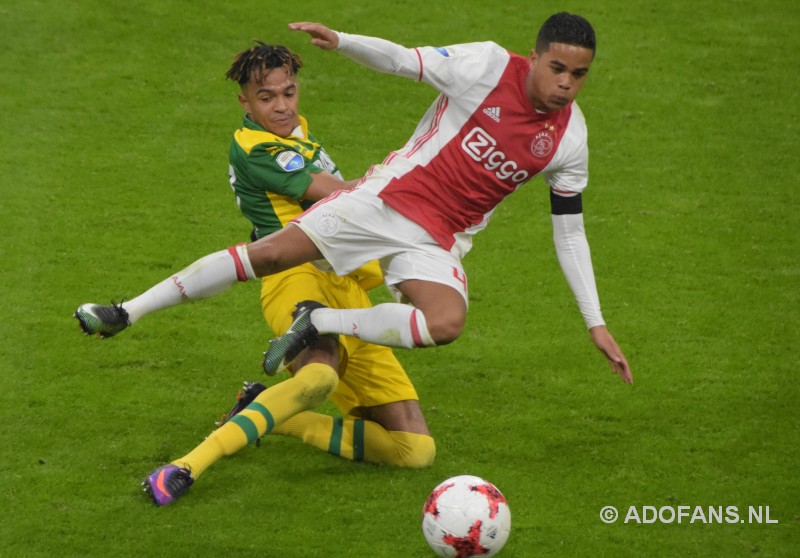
[243,145,323,199]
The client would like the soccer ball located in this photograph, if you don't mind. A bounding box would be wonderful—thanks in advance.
[421,475,511,557]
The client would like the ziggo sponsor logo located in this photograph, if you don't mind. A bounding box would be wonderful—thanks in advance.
[461,127,529,184]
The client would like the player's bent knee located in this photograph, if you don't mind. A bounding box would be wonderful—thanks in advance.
[429,320,464,346]
[404,436,436,468]
[294,363,339,409]
[389,431,436,468]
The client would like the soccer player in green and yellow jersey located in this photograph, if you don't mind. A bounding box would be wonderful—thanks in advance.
[133,42,434,506]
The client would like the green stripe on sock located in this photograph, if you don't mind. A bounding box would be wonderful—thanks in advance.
[230,414,259,444]
[353,419,365,462]
[328,417,343,456]
[248,402,275,434]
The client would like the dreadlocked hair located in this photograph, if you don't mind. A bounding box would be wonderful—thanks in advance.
[226,41,303,86]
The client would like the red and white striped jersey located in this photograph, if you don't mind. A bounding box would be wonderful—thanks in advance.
[341,37,589,258]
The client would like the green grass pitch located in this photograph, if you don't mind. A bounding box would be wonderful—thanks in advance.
[1,0,798,556]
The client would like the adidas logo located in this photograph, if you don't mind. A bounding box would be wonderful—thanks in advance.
[483,106,501,122]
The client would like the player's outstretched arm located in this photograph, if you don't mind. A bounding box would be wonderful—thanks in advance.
[303,171,359,201]
[589,325,633,384]
[288,22,340,50]
[291,22,422,81]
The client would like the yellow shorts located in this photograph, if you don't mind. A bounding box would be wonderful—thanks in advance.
[260,262,419,417]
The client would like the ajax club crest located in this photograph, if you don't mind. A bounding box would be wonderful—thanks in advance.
[530,129,554,158]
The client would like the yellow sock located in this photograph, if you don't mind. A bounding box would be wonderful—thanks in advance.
[173,363,338,478]
[275,412,436,468]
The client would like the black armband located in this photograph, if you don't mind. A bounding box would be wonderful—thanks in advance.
[550,191,583,215]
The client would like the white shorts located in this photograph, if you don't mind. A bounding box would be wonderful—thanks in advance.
[293,187,469,304]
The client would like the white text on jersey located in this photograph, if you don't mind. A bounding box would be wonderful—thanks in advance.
[461,127,530,184]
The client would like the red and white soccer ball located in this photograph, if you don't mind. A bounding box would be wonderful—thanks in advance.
[421,475,511,557]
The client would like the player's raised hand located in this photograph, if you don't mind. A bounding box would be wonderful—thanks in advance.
[288,22,340,50]
[589,325,633,384]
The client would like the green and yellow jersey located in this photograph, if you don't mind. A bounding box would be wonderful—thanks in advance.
[229,114,383,291]
[228,114,342,239]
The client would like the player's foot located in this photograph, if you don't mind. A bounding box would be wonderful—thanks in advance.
[142,464,194,507]
[74,302,130,338]
[262,300,324,376]
[215,381,267,428]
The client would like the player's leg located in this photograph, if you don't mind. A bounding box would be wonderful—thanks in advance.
[273,328,436,468]
[314,248,469,347]
[275,399,435,468]
[208,342,436,469]
[273,409,435,468]
[287,190,469,346]
[259,269,436,467]
[359,399,436,468]
[312,280,466,346]
[75,224,320,337]
[357,399,430,436]
[143,356,339,506]
[263,250,469,374]
[335,337,436,468]
[393,279,468,344]
[213,383,436,469]
[354,246,470,346]
[143,269,343,506]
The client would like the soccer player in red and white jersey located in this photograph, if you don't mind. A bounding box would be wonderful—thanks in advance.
[76,13,632,384]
